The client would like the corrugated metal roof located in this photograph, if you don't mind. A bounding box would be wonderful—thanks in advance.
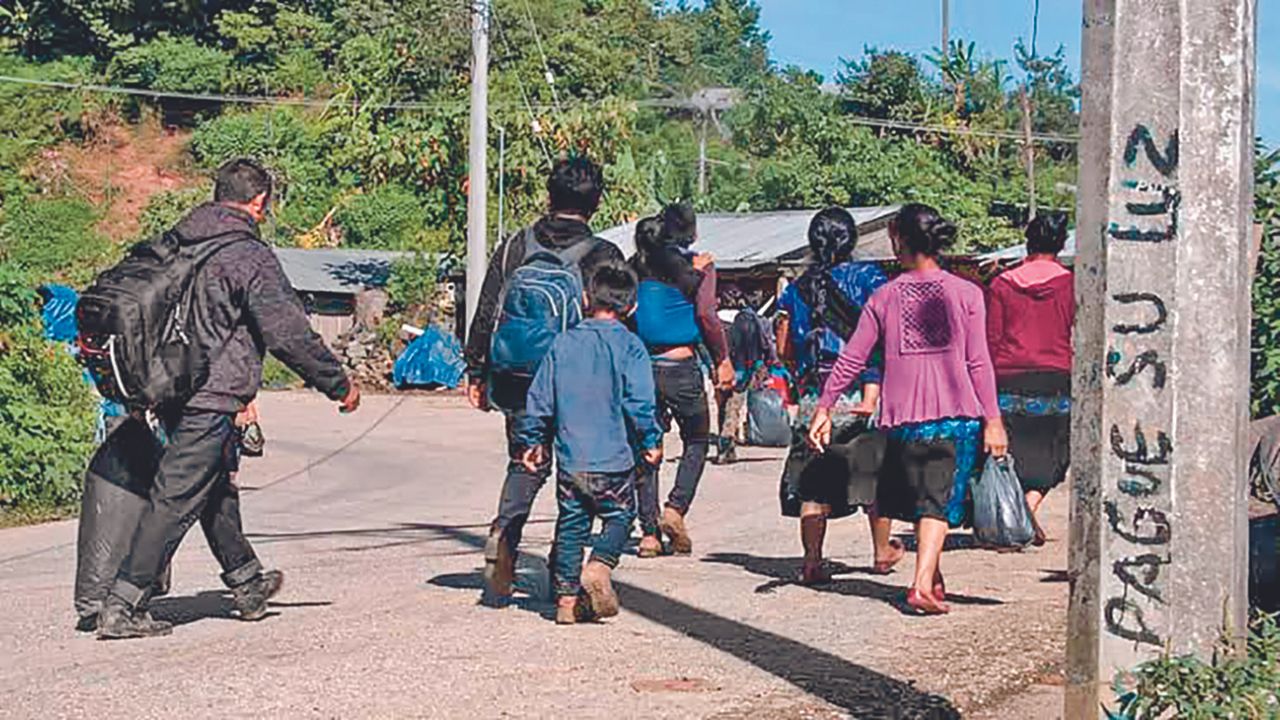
[976,232,1077,262]
[274,248,408,295]
[596,206,900,270]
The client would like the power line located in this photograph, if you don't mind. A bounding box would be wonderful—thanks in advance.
[0,74,564,112]
[490,4,554,166]
[0,74,1080,145]
[519,0,563,114]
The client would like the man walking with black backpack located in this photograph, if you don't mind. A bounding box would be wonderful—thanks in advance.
[464,157,624,604]
[95,159,361,639]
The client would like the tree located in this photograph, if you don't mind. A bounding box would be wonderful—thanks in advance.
[837,48,930,121]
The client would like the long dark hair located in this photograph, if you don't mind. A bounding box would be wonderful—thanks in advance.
[807,207,858,269]
[632,214,688,285]
[793,208,863,385]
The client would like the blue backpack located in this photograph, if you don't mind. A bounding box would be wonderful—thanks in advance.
[489,230,597,377]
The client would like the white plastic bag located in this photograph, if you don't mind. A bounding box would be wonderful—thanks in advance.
[972,455,1035,548]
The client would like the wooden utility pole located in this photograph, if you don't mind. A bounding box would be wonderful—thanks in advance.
[1067,0,1256,716]
[1020,86,1037,221]
[465,0,490,333]
[698,114,709,196]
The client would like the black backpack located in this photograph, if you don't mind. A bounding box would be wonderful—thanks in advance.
[77,231,251,410]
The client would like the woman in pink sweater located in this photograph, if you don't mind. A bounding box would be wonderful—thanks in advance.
[809,204,1008,615]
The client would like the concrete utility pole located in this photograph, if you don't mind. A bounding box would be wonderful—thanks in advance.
[1066,0,1256,717]
[465,0,491,333]
[941,0,950,51]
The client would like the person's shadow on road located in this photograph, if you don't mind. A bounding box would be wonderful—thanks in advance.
[701,552,1004,613]
[149,591,332,627]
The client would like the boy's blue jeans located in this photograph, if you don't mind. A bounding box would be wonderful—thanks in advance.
[553,467,636,597]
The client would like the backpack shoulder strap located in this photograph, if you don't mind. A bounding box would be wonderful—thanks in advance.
[558,235,604,267]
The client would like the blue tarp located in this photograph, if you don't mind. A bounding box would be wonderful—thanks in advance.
[38,284,126,442]
[393,326,466,389]
[40,284,79,342]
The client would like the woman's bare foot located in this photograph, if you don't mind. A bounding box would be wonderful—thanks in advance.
[1031,514,1047,547]
[800,561,833,586]
[905,587,950,615]
[871,538,906,575]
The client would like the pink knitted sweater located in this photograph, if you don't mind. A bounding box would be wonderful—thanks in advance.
[818,269,1000,428]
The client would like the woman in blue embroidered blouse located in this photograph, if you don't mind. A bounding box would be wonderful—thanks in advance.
[776,207,901,585]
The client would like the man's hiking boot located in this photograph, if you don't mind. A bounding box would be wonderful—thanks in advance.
[96,599,172,640]
[577,560,619,622]
[660,506,693,555]
[637,535,662,559]
[555,596,578,625]
[483,531,515,604]
[232,570,284,621]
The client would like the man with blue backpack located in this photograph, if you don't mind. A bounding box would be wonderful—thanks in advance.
[463,157,624,603]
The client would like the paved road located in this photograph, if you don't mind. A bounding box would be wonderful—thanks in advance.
[0,392,1068,719]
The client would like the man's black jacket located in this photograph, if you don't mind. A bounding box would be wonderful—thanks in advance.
[175,203,350,413]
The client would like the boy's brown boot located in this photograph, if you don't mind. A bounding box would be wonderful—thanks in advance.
[555,596,578,625]
[637,535,662,558]
[660,506,692,555]
[579,560,620,620]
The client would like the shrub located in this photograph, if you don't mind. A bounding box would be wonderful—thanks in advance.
[137,186,210,238]
[0,322,97,510]
[334,184,429,249]
[189,107,339,240]
[387,252,439,309]
[108,35,231,93]
[0,197,114,287]
[1110,613,1280,719]
[0,261,37,326]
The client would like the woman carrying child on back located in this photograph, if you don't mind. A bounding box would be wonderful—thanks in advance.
[630,204,734,558]
[809,204,1007,615]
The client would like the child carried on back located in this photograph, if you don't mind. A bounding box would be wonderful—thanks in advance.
[516,263,663,624]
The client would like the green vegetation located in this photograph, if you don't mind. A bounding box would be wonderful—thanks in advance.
[0,0,1083,255]
[0,0,1275,511]
[1110,613,1280,719]
[0,263,97,514]
[1252,146,1280,417]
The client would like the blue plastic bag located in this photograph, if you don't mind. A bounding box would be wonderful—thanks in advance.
[972,455,1035,548]
[39,284,79,342]
[393,326,466,389]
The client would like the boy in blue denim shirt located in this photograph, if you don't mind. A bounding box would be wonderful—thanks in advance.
[517,263,663,624]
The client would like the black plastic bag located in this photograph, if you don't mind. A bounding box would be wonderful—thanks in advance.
[972,455,1035,548]
[74,417,168,625]
[746,388,791,447]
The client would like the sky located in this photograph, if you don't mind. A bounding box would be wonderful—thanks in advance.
[751,0,1279,146]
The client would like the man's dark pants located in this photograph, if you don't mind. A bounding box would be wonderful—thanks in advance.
[108,411,262,608]
[637,357,710,536]
[490,408,554,557]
